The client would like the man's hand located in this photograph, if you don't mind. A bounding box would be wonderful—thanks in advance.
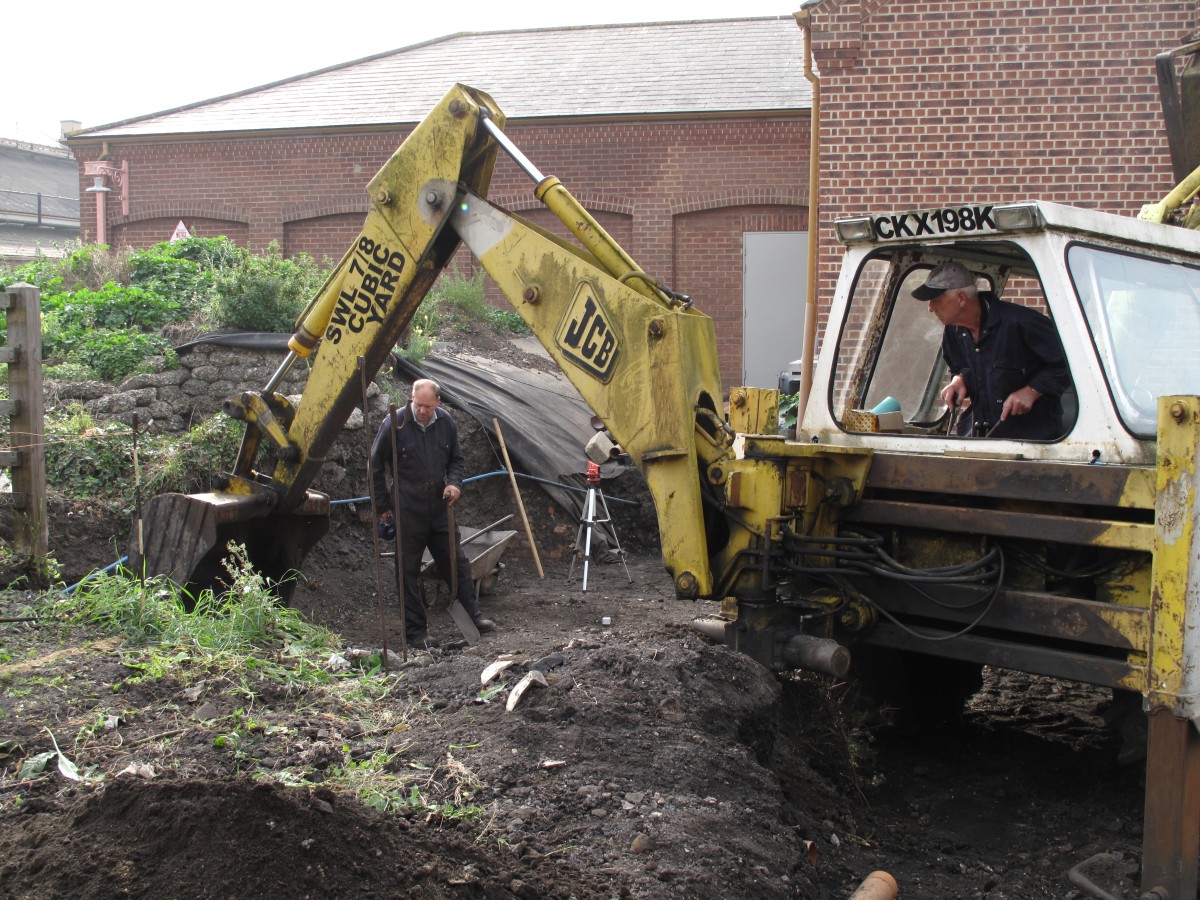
[1001,385,1040,421]
[940,374,969,410]
[443,484,461,506]
[377,509,396,541]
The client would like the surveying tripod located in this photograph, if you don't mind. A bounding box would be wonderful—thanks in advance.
[568,461,632,590]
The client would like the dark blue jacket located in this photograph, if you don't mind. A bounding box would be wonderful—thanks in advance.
[369,404,465,521]
[942,294,1072,439]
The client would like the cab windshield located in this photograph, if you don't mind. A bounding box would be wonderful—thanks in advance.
[1069,245,1200,438]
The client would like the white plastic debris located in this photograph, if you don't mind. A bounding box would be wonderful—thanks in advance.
[481,658,517,685]
[118,763,157,779]
[505,669,548,712]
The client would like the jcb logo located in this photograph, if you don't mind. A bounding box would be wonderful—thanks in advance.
[555,283,619,383]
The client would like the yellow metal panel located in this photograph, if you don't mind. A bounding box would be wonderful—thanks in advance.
[1147,397,1200,711]
[454,193,725,598]
[728,387,779,435]
[270,85,505,510]
[1119,466,1159,509]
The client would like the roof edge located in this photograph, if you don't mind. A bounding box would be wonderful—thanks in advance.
[66,107,810,147]
[65,16,797,142]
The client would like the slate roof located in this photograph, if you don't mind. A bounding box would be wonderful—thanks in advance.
[76,17,809,139]
[0,141,80,258]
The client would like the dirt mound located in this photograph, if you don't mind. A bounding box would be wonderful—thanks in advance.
[4,778,515,900]
[0,561,838,900]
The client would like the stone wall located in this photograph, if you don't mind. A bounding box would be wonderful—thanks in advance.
[47,344,397,503]
[53,344,312,435]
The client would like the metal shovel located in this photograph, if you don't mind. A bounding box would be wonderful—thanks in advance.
[446,502,480,643]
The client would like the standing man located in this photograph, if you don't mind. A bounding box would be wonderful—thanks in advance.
[915,260,1072,439]
[371,378,496,645]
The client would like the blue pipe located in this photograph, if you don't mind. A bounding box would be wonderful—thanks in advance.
[330,468,638,506]
[68,470,638,594]
[62,556,128,595]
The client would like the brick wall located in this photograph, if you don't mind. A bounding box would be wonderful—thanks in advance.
[808,0,1200,336]
[74,115,809,388]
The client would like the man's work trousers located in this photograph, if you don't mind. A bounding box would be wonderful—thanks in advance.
[396,513,482,635]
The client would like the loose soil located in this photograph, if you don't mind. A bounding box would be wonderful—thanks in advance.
[0,330,1150,899]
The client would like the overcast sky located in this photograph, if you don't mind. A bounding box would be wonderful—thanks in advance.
[5,0,799,147]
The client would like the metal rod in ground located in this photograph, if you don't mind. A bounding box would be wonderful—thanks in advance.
[493,417,544,578]
[132,413,144,587]
[389,404,408,658]
[359,357,390,673]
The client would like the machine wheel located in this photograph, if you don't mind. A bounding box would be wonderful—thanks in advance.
[851,646,984,730]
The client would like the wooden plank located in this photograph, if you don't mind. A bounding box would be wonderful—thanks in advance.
[0,346,17,364]
[5,283,45,558]
[847,498,1155,552]
[1140,709,1200,898]
[0,400,20,417]
[0,450,21,468]
[0,492,28,509]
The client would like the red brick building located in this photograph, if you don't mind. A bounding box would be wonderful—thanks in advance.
[66,18,811,389]
[804,0,1199,332]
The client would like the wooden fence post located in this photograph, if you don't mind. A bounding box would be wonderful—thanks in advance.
[2,283,47,560]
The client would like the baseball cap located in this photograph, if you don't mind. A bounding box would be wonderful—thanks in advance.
[912,261,977,300]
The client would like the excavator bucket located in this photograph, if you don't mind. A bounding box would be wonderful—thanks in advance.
[124,84,506,598]
[128,490,330,602]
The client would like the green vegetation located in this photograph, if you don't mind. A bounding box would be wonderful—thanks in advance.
[317,749,486,821]
[0,237,322,383]
[778,392,800,432]
[43,544,339,678]
[208,242,325,333]
[399,267,529,362]
[25,545,487,820]
[43,403,242,510]
[3,239,225,382]
[1,242,523,376]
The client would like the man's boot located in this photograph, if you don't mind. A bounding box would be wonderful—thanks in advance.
[461,596,495,633]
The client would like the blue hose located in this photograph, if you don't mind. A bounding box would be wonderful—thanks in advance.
[62,556,128,595]
[65,469,637,593]
[331,468,637,506]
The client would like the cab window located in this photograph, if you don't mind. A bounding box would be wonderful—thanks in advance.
[831,247,1071,438]
[1069,244,1200,437]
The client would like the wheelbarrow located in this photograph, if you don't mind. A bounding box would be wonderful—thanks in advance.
[420,514,517,608]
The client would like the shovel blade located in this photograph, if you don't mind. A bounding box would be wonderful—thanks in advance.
[449,598,481,642]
